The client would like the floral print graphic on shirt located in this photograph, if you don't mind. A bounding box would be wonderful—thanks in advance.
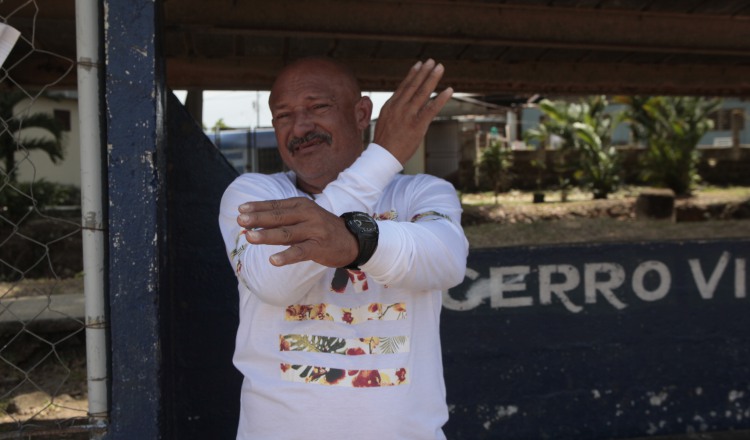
[374,210,397,221]
[281,363,408,387]
[230,230,247,274]
[280,334,409,356]
[285,302,406,324]
[230,229,253,290]
[411,210,453,223]
[277,208,456,388]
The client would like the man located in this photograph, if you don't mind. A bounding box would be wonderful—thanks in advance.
[219,57,468,439]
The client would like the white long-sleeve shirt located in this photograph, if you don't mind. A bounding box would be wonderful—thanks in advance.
[219,143,468,440]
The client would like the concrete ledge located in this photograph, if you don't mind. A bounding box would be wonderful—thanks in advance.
[0,293,85,325]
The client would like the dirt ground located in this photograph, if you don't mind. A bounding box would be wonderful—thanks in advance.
[0,325,88,432]
[1,186,749,436]
[462,186,750,248]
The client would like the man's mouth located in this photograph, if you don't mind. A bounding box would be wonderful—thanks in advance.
[288,132,332,155]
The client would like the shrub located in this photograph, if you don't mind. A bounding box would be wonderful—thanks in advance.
[0,180,82,281]
[479,140,513,203]
[617,96,720,196]
[0,179,80,222]
[525,97,621,199]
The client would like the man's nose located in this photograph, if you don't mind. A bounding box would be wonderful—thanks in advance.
[291,110,315,137]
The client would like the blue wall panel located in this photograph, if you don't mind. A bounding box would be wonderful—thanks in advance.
[164,91,242,439]
[105,0,165,438]
[442,240,750,439]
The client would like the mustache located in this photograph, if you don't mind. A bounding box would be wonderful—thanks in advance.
[287,132,332,153]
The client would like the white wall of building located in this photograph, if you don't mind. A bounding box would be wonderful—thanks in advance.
[14,95,80,186]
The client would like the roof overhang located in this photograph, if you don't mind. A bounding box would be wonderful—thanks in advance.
[4,0,750,95]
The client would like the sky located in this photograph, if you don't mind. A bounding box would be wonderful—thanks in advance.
[174,90,392,130]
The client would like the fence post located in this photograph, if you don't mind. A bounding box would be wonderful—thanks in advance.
[75,0,108,433]
[104,0,166,437]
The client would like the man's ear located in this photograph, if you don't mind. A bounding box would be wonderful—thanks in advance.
[355,96,373,130]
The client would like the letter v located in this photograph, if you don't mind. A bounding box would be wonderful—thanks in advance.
[689,251,730,299]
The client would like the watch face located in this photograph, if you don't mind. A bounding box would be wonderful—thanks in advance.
[351,213,377,233]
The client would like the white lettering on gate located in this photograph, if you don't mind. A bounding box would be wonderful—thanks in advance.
[442,251,746,312]
[737,259,747,299]
[632,261,671,302]
[490,266,532,308]
[442,267,484,311]
[689,251,731,299]
[585,263,627,310]
[539,265,583,313]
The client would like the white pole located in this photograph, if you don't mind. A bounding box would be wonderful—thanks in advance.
[75,0,108,431]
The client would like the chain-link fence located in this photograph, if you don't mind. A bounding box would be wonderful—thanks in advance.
[1,2,101,438]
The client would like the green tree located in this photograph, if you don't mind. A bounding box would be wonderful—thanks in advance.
[617,96,720,196]
[479,139,513,204]
[0,90,64,182]
[525,96,621,199]
[212,118,231,130]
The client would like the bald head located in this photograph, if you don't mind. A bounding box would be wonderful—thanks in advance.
[270,58,361,106]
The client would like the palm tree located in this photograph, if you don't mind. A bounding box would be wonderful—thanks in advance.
[525,96,621,199]
[0,90,64,182]
[617,96,720,196]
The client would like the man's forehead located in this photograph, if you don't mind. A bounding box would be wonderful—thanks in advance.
[270,79,347,109]
[270,59,359,106]
[269,87,337,109]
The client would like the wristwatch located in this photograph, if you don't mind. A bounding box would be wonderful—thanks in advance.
[340,211,379,270]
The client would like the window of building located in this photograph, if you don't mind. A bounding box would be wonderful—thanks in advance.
[709,108,745,131]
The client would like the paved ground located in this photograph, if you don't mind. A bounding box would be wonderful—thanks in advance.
[0,293,84,326]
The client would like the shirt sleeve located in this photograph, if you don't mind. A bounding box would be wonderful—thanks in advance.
[218,143,403,307]
[360,175,469,292]
[315,143,403,214]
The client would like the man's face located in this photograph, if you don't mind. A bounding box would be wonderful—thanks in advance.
[269,60,372,194]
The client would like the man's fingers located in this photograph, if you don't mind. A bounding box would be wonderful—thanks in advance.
[238,210,296,229]
[404,59,437,100]
[420,86,454,121]
[410,61,444,105]
[269,244,307,267]
[238,197,307,214]
[389,60,449,121]
[391,60,426,101]
[392,59,439,103]
[237,197,309,228]
[244,225,300,246]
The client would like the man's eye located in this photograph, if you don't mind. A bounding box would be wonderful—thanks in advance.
[274,113,290,121]
[312,104,330,111]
